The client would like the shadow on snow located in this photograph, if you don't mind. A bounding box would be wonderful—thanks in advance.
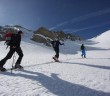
[2,70,110,96]
[62,61,110,70]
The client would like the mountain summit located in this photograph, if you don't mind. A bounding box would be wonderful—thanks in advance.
[31,27,81,46]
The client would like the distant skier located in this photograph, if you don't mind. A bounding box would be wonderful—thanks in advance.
[0,31,24,72]
[80,44,86,58]
[51,39,64,62]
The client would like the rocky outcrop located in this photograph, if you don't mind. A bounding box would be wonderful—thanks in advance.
[31,27,81,46]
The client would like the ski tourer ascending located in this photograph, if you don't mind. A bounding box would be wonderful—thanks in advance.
[80,44,86,58]
[51,39,64,62]
[0,31,24,72]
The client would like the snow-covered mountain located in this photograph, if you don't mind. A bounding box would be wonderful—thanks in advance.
[90,30,110,48]
[0,28,110,96]
[0,25,82,47]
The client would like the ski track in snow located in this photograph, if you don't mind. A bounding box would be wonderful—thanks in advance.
[0,30,110,96]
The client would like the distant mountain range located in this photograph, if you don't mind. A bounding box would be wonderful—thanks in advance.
[0,25,81,46]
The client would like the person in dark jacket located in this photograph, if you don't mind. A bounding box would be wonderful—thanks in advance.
[51,39,64,62]
[80,44,86,58]
[0,31,24,72]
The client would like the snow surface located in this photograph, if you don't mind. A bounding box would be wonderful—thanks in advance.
[0,29,110,96]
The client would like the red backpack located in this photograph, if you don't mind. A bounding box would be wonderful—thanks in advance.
[4,32,13,46]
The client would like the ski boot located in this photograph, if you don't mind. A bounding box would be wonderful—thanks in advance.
[53,57,59,62]
[14,64,23,69]
[0,67,6,72]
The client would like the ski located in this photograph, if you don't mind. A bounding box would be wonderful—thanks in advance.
[52,57,60,62]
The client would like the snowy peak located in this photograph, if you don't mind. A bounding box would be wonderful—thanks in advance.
[92,30,110,42]
[91,30,110,48]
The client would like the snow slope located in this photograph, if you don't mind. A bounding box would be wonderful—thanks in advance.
[0,30,110,96]
[91,30,110,48]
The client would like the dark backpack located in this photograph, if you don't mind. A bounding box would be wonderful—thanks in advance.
[51,41,56,48]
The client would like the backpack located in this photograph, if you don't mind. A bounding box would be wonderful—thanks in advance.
[51,41,56,48]
[4,32,16,47]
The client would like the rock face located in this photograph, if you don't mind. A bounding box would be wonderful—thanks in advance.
[31,27,81,46]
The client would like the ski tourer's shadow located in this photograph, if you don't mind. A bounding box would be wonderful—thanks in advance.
[62,61,110,70]
[2,71,110,96]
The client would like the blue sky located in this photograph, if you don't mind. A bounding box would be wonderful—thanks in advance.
[0,0,110,38]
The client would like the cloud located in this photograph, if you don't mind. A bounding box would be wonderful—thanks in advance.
[49,8,110,30]
[63,21,110,33]
[71,8,110,23]
[49,21,68,30]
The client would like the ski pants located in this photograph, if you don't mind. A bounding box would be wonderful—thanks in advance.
[0,46,23,67]
[54,48,59,58]
[81,49,86,58]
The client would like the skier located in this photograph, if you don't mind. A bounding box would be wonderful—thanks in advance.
[0,31,24,72]
[51,39,64,62]
[80,44,86,58]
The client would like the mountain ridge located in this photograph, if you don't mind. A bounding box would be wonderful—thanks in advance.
[0,25,81,46]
